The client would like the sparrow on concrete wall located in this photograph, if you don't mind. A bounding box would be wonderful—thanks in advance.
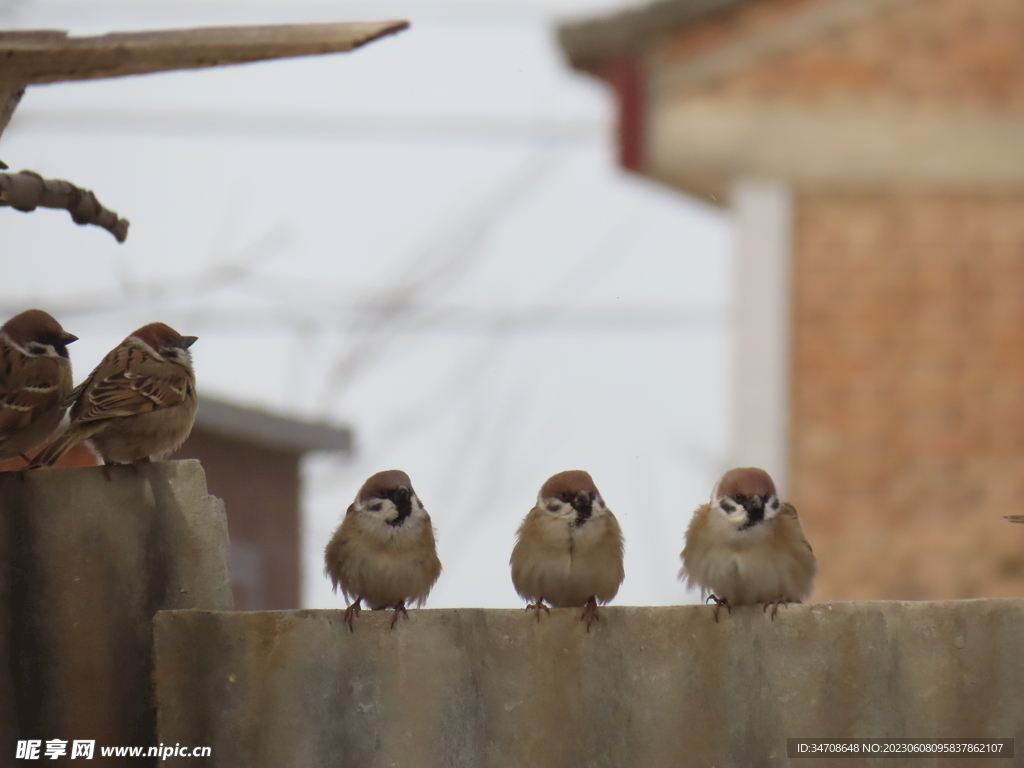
[325,470,442,630]
[510,470,624,630]
[32,322,197,468]
[0,309,77,463]
[680,467,816,620]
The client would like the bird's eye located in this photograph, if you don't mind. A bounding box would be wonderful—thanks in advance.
[733,494,746,504]
[367,501,384,512]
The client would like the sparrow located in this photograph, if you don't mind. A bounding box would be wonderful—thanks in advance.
[324,470,442,630]
[32,322,197,469]
[0,309,77,463]
[510,470,624,630]
[680,467,816,620]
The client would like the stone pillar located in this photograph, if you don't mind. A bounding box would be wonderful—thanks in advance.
[731,177,793,493]
[0,460,231,765]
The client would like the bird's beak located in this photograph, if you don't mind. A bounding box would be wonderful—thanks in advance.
[60,332,79,345]
[393,486,411,503]
[742,495,765,512]
[178,335,199,349]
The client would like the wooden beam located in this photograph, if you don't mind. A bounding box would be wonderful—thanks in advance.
[0,21,408,88]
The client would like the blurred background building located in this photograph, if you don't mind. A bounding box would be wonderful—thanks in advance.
[559,0,1024,599]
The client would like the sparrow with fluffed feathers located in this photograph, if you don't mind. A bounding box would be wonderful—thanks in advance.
[32,322,197,469]
[324,470,442,630]
[510,470,624,630]
[680,467,816,620]
[0,310,77,464]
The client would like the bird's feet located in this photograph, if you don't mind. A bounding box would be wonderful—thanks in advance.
[525,600,550,622]
[762,598,799,620]
[580,596,600,632]
[344,598,362,631]
[390,600,409,630]
[706,594,731,623]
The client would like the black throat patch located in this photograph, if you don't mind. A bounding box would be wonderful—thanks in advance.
[383,489,414,527]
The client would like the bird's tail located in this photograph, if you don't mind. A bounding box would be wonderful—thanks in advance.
[30,428,87,468]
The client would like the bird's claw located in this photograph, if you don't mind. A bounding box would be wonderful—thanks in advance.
[525,601,550,622]
[762,599,799,620]
[706,594,731,623]
[581,596,600,632]
[390,601,409,630]
[344,598,362,632]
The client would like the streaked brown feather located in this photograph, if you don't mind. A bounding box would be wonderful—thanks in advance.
[71,344,191,423]
[0,343,72,458]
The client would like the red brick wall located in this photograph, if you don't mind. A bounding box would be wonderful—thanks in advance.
[658,0,1024,108]
[792,190,1024,599]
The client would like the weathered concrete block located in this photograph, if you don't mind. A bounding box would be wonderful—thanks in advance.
[155,601,1024,767]
[0,460,231,765]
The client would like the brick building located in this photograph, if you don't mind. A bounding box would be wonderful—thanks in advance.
[559,0,1024,599]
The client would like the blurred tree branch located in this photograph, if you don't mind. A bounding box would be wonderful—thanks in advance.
[0,169,129,242]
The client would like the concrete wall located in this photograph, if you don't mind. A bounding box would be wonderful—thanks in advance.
[0,460,232,766]
[155,600,1024,767]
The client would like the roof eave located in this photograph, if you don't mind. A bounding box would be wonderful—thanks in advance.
[556,0,746,73]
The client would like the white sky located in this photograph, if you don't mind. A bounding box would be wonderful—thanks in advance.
[0,0,732,608]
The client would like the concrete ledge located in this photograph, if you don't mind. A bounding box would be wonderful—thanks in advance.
[0,460,231,762]
[155,601,1024,767]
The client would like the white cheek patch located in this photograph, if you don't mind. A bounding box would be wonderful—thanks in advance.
[763,495,781,520]
[715,499,748,525]
[542,499,574,518]
[411,496,429,520]
[358,499,395,523]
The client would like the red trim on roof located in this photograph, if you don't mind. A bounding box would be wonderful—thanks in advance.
[600,56,646,172]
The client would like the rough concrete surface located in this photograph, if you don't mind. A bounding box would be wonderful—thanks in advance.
[155,600,1024,768]
[0,460,231,766]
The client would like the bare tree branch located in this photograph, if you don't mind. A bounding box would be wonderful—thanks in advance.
[0,169,129,242]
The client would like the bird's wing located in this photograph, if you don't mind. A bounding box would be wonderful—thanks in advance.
[0,347,64,437]
[780,503,814,553]
[71,343,192,423]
